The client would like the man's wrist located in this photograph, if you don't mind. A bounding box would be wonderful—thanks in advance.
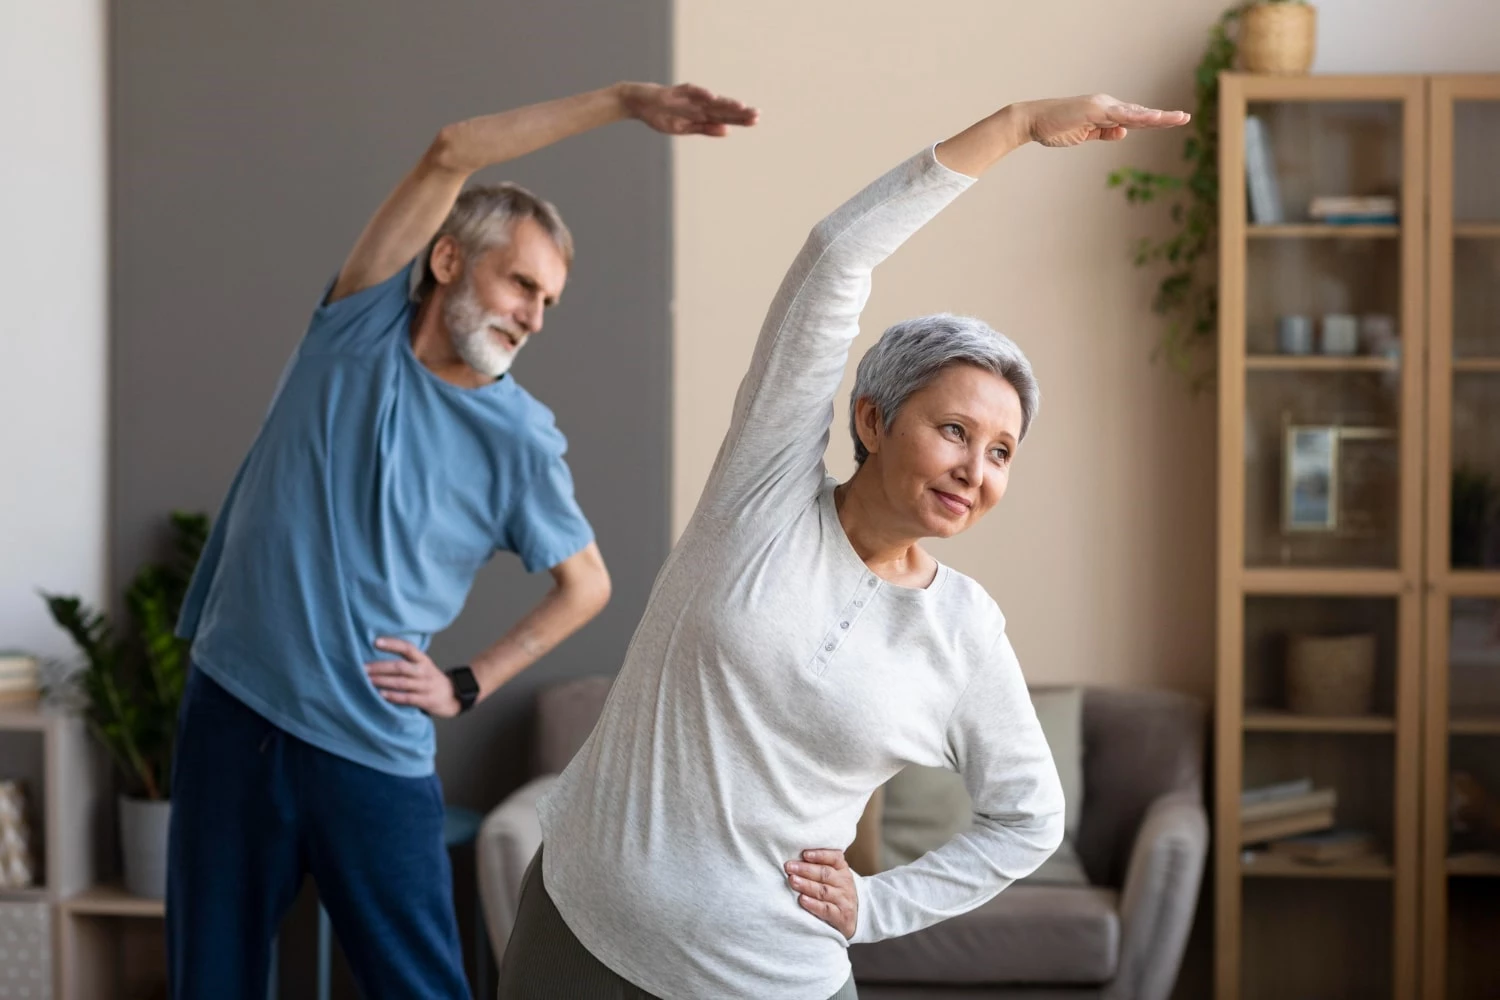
[446,665,481,714]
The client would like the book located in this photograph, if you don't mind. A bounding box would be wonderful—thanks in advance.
[1241,787,1337,824]
[0,653,38,680]
[1309,195,1398,225]
[1241,807,1336,845]
[1267,829,1378,865]
[1241,778,1313,807]
[1244,115,1285,224]
[1309,195,1397,217]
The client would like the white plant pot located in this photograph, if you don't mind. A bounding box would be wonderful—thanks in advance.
[119,795,171,899]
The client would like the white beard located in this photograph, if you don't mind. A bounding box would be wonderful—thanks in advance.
[442,273,524,378]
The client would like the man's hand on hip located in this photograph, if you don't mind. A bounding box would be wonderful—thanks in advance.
[366,638,461,718]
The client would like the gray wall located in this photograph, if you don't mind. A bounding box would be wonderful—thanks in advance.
[111,1,671,992]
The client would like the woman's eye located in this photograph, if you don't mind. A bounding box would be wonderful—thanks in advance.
[944,424,964,439]
[991,448,1009,463]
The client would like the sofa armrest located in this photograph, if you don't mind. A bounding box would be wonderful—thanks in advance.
[477,774,557,963]
[1103,791,1208,1000]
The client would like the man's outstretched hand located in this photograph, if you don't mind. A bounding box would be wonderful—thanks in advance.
[618,82,760,137]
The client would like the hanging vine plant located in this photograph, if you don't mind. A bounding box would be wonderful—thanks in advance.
[1107,5,1243,391]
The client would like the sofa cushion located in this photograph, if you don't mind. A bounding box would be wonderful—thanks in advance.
[849,885,1120,986]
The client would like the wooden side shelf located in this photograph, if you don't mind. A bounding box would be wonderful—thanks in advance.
[62,885,164,919]
[58,885,167,1000]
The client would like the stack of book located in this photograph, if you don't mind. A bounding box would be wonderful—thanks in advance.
[0,653,40,707]
[1308,195,1399,226]
[1240,778,1337,844]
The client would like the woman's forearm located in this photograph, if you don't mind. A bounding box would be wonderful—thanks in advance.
[933,103,1032,177]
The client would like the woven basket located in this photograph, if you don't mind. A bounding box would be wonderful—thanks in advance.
[1240,2,1317,75]
[1286,633,1376,716]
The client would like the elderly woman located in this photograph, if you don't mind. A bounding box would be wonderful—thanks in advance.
[498,93,1188,999]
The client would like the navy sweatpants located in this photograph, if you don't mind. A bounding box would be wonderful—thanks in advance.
[166,668,469,999]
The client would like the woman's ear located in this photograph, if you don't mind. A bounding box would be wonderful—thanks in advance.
[854,397,884,457]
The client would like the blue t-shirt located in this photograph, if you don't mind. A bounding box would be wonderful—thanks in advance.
[177,263,595,776]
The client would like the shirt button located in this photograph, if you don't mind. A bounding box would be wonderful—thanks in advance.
[854,600,863,607]
[867,579,877,588]
[825,643,835,651]
[839,621,849,629]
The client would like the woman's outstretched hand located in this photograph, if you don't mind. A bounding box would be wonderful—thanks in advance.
[936,94,1189,175]
[1019,94,1190,147]
[786,849,859,939]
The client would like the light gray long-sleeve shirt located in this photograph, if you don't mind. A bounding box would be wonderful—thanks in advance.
[536,144,1065,1000]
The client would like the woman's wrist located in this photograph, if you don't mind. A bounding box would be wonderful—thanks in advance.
[934,103,1032,177]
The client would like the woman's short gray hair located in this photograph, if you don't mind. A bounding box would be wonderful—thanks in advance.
[409,182,574,302]
[849,313,1039,464]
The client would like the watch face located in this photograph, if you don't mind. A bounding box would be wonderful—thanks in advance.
[451,667,479,705]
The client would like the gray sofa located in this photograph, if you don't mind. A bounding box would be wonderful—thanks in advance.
[477,679,1206,1000]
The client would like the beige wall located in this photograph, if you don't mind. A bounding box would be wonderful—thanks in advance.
[671,1,1500,700]
[673,1,1224,697]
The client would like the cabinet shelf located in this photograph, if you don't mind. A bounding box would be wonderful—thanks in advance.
[1446,852,1500,876]
[1241,853,1394,879]
[1240,569,1405,596]
[1454,222,1500,238]
[1448,715,1500,736]
[1246,355,1399,373]
[1243,711,1396,734]
[1248,223,1400,239]
[1452,358,1500,373]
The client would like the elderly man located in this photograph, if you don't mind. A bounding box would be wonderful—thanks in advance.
[166,81,757,998]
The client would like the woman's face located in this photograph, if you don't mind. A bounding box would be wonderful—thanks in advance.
[855,364,1023,539]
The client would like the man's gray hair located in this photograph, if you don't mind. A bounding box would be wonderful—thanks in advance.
[408,182,574,302]
[849,313,1039,464]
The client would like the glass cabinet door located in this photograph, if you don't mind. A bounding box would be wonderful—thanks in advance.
[1424,77,1500,1000]
[1239,98,1414,571]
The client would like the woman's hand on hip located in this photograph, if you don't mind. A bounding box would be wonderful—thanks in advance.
[786,849,859,939]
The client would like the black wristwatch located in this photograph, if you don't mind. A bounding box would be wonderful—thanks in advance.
[446,666,480,715]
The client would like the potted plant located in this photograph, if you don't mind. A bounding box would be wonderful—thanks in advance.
[1106,1,1315,389]
[41,511,208,898]
[1240,0,1316,76]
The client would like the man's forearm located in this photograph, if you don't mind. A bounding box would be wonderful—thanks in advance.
[430,85,633,176]
[468,578,608,700]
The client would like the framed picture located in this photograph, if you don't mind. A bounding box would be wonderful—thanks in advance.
[1284,426,1340,532]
